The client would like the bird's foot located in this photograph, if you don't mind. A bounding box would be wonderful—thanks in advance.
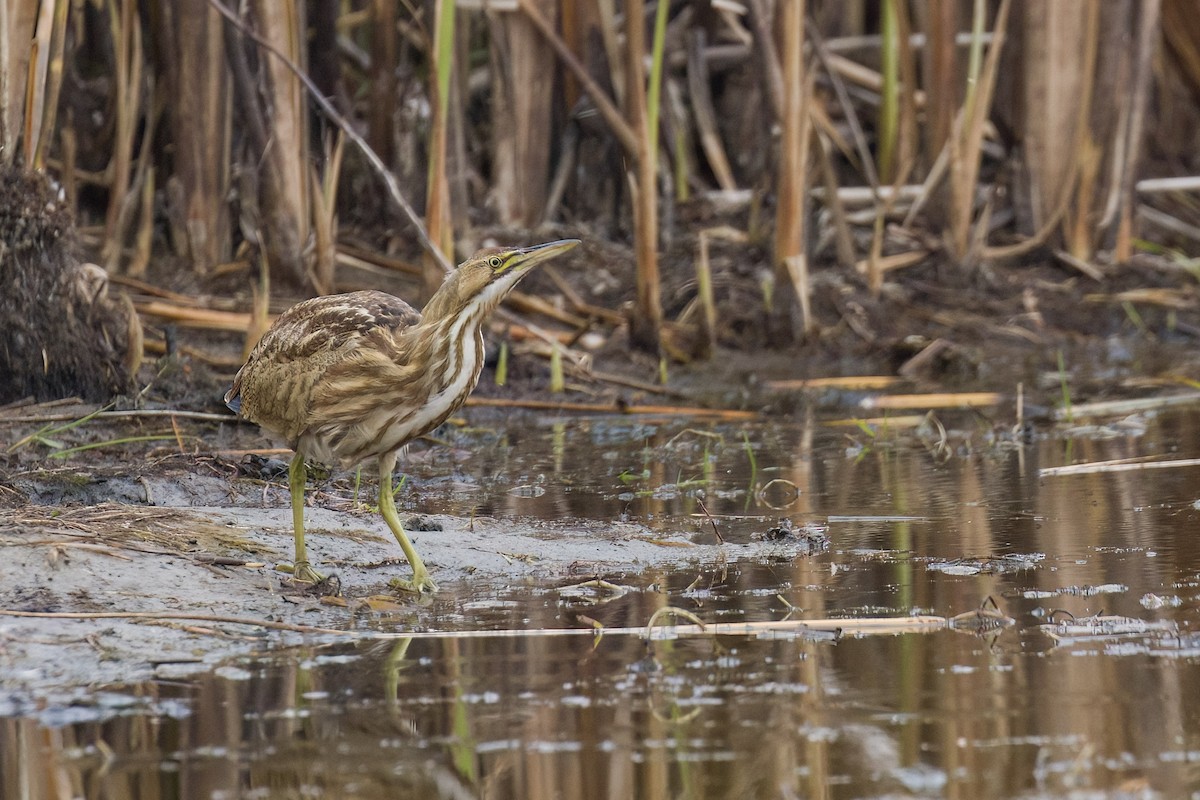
[389,567,439,595]
[279,560,327,585]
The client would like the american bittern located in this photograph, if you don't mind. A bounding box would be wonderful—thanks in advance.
[225,239,579,593]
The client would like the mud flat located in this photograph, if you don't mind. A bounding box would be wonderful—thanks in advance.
[0,492,815,705]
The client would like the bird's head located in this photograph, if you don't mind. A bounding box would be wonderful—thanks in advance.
[423,239,580,323]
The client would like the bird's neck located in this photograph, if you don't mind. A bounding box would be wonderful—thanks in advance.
[411,302,489,398]
[414,274,512,393]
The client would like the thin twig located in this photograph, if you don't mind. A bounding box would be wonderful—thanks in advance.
[0,608,950,639]
[0,409,235,425]
[694,497,725,543]
[1039,457,1200,478]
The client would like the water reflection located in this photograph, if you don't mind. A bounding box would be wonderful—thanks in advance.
[4,408,1200,798]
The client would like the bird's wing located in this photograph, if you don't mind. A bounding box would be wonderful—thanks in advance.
[249,291,421,366]
[225,291,421,438]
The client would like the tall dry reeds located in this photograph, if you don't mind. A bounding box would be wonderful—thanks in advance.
[0,1,1195,362]
[517,0,662,351]
[3,0,74,187]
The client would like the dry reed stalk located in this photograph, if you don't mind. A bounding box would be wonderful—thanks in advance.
[118,82,164,278]
[0,608,947,639]
[20,0,53,164]
[489,1,556,225]
[1040,456,1200,478]
[695,230,718,358]
[309,133,344,294]
[135,300,256,332]
[854,249,930,276]
[892,1,919,184]
[253,0,311,287]
[0,0,28,157]
[1020,1,1098,241]
[816,133,856,269]
[1106,1,1161,262]
[366,0,397,167]
[161,0,232,271]
[424,0,456,300]
[746,0,783,120]
[504,290,589,329]
[664,77,692,201]
[30,0,67,170]
[919,1,960,175]
[687,30,736,191]
[825,414,927,429]
[897,2,960,236]
[100,0,141,271]
[129,167,155,278]
[624,0,662,352]
[1084,287,1197,310]
[541,288,626,326]
[243,254,272,357]
[859,391,1004,410]
[1051,391,1200,419]
[766,376,901,391]
[557,0,594,109]
[946,0,1010,262]
[878,0,899,182]
[784,255,815,337]
[808,23,878,189]
[773,0,808,328]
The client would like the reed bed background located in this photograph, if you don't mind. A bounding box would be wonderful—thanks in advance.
[3,0,1198,355]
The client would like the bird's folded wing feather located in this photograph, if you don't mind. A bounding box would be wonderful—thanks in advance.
[225,291,422,439]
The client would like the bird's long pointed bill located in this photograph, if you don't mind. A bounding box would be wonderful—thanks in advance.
[504,238,580,273]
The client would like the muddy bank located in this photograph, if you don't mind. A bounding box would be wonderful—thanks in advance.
[0,481,824,702]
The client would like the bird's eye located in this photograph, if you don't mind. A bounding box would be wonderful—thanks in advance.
[488,256,503,269]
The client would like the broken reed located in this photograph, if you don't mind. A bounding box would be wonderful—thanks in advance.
[3,2,1184,359]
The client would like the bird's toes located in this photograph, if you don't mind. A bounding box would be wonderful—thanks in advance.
[280,561,328,585]
[390,572,439,595]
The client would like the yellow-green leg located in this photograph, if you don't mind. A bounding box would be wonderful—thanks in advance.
[379,453,438,594]
[286,453,325,584]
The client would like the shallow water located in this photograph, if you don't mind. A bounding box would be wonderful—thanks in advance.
[4,405,1200,799]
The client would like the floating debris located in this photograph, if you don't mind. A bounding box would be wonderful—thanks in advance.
[1040,614,1177,644]
[557,578,631,602]
[1139,593,1183,609]
[1057,583,1128,597]
[928,553,1044,575]
[752,518,830,550]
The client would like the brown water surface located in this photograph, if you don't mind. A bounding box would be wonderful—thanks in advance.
[4,407,1200,798]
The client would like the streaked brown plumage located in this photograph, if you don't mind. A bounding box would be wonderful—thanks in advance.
[226,239,579,593]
